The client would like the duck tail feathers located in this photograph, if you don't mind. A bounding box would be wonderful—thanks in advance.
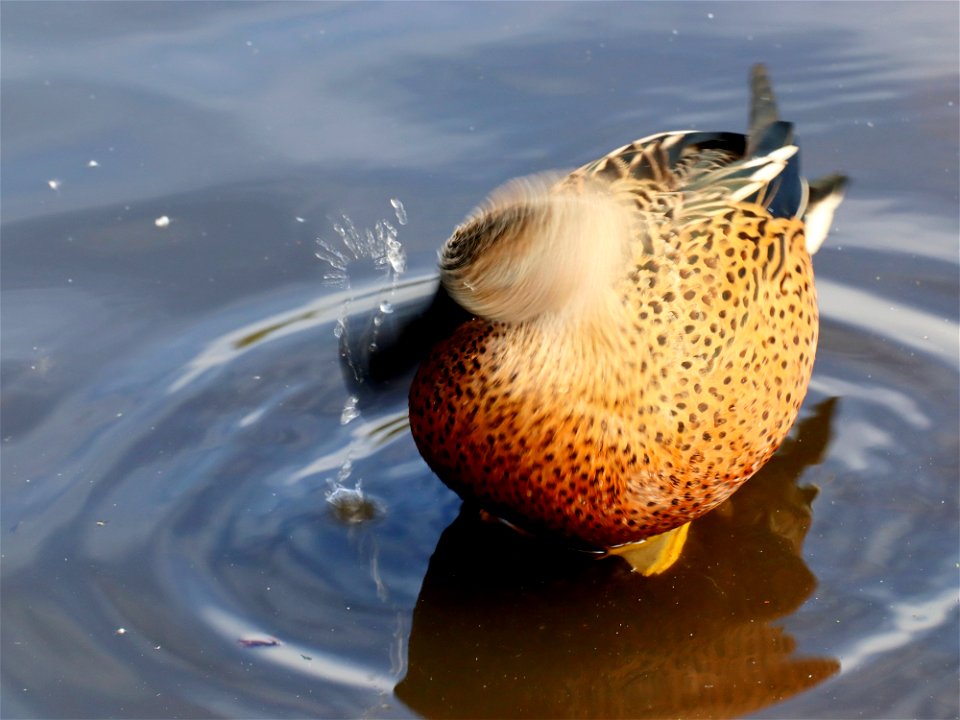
[748,63,781,154]
[803,174,849,255]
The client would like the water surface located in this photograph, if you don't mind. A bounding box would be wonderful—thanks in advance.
[2,2,958,718]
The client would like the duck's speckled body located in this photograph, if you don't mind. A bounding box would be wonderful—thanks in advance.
[409,66,846,554]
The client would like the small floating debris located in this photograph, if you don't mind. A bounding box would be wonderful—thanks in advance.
[95,520,107,527]
[47,179,61,191]
[87,159,99,168]
[154,215,170,228]
[115,627,127,636]
[238,637,281,648]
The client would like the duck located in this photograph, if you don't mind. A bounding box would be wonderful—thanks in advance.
[407,64,846,575]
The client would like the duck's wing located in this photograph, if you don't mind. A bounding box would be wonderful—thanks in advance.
[569,65,813,227]
[571,128,805,228]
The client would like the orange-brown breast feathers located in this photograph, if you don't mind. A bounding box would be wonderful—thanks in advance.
[409,201,818,548]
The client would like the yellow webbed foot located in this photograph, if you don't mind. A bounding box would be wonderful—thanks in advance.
[607,522,690,576]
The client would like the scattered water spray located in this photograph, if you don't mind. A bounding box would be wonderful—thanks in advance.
[315,199,409,525]
[314,199,408,365]
[389,197,408,226]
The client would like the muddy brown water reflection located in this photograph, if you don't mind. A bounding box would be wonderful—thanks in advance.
[2,2,958,719]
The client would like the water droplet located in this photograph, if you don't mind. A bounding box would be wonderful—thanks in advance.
[340,396,360,425]
[390,198,408,225]
[379,301,394,314]
[386,238,406,274]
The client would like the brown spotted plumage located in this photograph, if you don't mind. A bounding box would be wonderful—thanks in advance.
[409,65,846,555]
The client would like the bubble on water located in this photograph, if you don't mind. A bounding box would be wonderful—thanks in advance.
[390,197,408,225]
[340,396,360,425]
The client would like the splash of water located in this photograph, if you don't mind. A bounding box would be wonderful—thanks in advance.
[315,199,409,525]
[314,204,407,289]
[324,458,382,525]
[314,199,408,365]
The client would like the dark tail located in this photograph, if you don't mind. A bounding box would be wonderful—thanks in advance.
[747,64,794,158]
[749,63,780,136]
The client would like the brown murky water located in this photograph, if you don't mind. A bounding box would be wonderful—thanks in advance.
[2,3,957,718]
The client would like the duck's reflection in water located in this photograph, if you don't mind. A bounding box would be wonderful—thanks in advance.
[395,399,839,719]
